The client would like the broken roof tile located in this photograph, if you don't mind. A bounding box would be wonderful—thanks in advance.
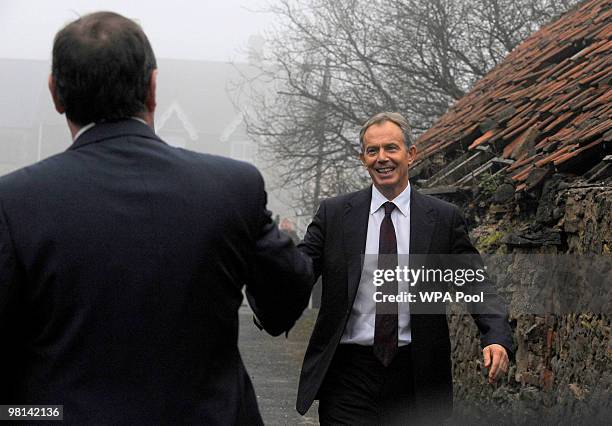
[469,129,498,149]
[415,0,611,193]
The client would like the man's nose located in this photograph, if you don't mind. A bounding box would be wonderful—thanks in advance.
[377,150,389,162]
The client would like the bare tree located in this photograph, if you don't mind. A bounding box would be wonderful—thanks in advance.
[231,0,580,217]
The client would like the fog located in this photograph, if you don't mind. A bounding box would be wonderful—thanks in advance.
[0,0,298,220]
[0,0,272,61]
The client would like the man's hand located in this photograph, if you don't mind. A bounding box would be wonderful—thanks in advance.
[483,344,509,384]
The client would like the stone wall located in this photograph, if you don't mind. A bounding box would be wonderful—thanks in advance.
[448,178,611,424]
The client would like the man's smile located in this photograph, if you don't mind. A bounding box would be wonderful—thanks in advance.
[375,165,396,176]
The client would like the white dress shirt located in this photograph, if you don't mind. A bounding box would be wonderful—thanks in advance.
[340,183,412,346]
[73,122,96,141]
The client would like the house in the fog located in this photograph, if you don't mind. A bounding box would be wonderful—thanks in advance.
[0,59,60,176]
[154,59,257,162]
[0,58,257,175]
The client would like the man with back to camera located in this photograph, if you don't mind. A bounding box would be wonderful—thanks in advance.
[0,11,312,425]
[296,112,513,424]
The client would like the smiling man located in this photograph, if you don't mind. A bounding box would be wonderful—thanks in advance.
[296,112,513,425]
[360,117,417,200]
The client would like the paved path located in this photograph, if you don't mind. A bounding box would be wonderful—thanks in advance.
[238,307,320,425]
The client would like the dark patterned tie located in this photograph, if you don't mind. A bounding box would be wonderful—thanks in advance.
[373,201,399,367]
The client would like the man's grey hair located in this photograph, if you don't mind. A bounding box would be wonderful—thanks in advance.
[359,112,415,151]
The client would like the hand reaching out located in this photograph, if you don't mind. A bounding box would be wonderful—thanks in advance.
[483,344,509,384]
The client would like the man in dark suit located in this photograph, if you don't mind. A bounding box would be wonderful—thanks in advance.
[296,112,513,424]
[0,12,312,425]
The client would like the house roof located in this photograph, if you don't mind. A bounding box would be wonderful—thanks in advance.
[414,0,611,192]
[156,59,251,137]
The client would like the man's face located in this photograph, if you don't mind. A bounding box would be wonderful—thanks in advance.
[359,121,417,199]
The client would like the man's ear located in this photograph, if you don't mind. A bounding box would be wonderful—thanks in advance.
[359,152,367,167]
[48,74,65,114]
[407,145,417,164]
[145,69,157,113]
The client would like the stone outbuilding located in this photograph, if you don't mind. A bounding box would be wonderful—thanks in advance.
[410,0,611,423]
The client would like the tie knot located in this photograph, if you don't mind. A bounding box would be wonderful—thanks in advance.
[383,202,395,216]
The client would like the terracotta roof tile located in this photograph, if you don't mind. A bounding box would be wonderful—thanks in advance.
[511,166,533,182]
[541,111,575,133]
[534,144,579,167]
[508,153,544,171]
[469,129,498,149]
[415,0,611,192]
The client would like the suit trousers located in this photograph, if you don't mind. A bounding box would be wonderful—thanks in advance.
[318,343,415,425]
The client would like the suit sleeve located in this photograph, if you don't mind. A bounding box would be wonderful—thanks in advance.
[0,201,20,401]
[449,207,514,355]
[244,172,313,337]
[0,202,18,327]
[296,200,327,282]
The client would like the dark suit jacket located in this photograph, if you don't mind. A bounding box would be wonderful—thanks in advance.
[296,186,512,419]
[0,120,312,425]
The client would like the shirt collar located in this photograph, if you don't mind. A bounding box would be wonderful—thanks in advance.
[370,183,411,217]
[73,117,149,142]
[73,122,95,141]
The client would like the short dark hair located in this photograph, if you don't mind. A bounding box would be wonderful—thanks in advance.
[359,112,414,151]
[51,11,157,126]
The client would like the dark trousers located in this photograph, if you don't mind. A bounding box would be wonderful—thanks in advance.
[318,344,415,426]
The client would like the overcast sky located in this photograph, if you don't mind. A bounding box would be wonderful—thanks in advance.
[0,0,274,62]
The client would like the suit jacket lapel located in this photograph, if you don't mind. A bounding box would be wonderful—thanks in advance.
[409,188,436,259]
[343,187,371,306]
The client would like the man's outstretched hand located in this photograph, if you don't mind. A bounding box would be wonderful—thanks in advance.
[483,344,509,384]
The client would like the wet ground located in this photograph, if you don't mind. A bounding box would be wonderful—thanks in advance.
[238,307,320,425]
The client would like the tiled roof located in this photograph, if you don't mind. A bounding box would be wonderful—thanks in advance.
[414,0,611,192]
